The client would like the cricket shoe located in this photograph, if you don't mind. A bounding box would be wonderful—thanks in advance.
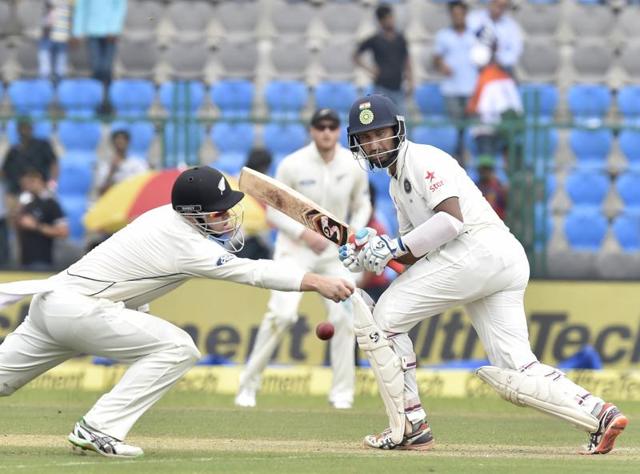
[583,403,628,455]
[234,387,257,408]
[68,419,143,458]
[331,400,352,410]
[363,418,434,451]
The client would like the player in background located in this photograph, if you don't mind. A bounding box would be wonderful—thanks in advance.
[236,109,371,410]
[0,166,354,458]
[338,94,628,453]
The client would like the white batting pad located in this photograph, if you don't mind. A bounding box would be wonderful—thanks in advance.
[352,290,405,444]
[476,366,599,432]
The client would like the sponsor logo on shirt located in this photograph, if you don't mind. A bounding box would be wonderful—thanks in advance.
[425,170,436,182]
[216,254,236,266]
[298,179,316,186]
[430,180,445,192]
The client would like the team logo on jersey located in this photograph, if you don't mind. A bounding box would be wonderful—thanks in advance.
[359,109,374,125]
[218,176,226,195]
[425,170,436,182]
[216,253,236,266]
[403,178,412,193]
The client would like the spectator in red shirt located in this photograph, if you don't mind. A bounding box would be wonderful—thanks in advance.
[476,154,507,220]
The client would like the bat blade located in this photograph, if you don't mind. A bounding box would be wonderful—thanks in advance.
[239,167,404,274]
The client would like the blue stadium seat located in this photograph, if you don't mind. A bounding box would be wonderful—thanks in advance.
[534,202,553,251]
[314,81,358,116]
[210,122,255,175]
[615,171,640,214]
[564,208,607,251]
[618,130,640,171]
[57,78,103,116]
[411,125,458,155]
[264,123,308,171]
[8,79,55,115]
[59,196,88,241]
[109,79,155,117]
[58,120,102,152]
[523,128,558,173]
[567,84,611,125]
[210,79,254,118]
[163,121,204,167]
[617,85,640,125]
[6,119,53,145]
[612,213,640,252]
[57,161,94,196]
[569,129,612,169]
[111,120,155,157]
[565,169,609,207]
[414,83,446,118]
[265,80,308,120]
[160,81,205,116]
[520,83,558,121]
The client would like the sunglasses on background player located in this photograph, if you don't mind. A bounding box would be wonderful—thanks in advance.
[313,123,340,131]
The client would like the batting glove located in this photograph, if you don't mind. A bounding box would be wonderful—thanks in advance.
[338,227,377,273]
[360,234,408,275]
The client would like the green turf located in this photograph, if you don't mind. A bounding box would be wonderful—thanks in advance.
[1,388,638,473]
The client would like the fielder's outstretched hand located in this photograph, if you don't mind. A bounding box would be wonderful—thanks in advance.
[301,273,354,302]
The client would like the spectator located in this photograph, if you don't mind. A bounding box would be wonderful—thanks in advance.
[235,148,273,260]
[94,129,149,196]
[0,180,9,267]
[15,168,69,269]
[358,182,393,303]
[433,1,477,161]
[467,0,522,76]
[353,3,412,114]
[72,0,127,108]
[39,0,73,83]
[466,27,523,159]
[2,117,58,200]
[475,155,507,220]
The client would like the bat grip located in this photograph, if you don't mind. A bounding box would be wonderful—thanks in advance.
[347,234,405,274]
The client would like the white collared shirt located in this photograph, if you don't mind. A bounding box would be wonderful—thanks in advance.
[388,141,507,237]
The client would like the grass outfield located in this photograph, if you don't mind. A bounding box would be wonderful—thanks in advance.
[0,388,638,474]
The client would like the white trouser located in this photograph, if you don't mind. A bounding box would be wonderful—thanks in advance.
[374,227,600,423]
[0,290,200,440]
[240,247,355,405]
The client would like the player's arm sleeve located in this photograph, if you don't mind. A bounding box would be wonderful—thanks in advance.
[178,240,305,291]
[347,170,372,230]
[265,161,306,239]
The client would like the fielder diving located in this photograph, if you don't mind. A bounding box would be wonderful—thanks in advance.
[338,94,628,454]
[0,166,354,458]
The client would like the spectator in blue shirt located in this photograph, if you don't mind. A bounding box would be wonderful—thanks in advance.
[73,0,127,89]
[467,0,522,76]
[433,1,477,161]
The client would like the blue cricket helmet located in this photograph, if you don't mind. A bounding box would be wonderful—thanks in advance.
[347,94,406,170]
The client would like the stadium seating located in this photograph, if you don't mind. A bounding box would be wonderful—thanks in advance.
[568,129,613,170]
[123,0,164,40]
[414,83,446,118]
[270,0,314,37]
[118,37,160,79]
[111,120,156,157]
[165,1,213,40]
[160,81,205,116]
[263,122,308,172]
[563,207,608,251]
[5,119,53,145]
[210,79,254,118]
[57,78,104,117]
[564,169,609,208]
[567,84,611,125]
[7,79,55,115]
[264,80,308,119]
[270,38,311,79]
[216,0,261,38]
[314,81,358,117]
[163,121,204,167]
[618,130,640,171]
[520,83,558,121]
[617,85,640,124]
[57,120,102,155]
[210,121,255,175]
[57,161,94,196]
[58,196,89,242]
[411,125,458,156]
[519,40,559,82]
[164,39,209,80]
[109,79,156,117]
[615,171,640,214]
[612,213,640,252]
[217,39,259,78]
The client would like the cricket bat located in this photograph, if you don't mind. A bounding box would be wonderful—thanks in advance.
[238,167,404,274]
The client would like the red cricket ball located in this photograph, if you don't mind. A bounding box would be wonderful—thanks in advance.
[315,321,335,340]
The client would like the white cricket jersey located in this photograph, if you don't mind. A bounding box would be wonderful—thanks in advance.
[389,141,508,237]
[268,142,371,252]
[44,205,305,309]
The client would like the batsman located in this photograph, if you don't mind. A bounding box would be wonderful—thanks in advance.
[339,94,628,453]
